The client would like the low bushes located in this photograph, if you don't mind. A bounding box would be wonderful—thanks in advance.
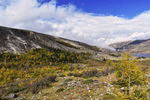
[56,88,65,93]
[82,69,98,78]
[68,72,82,77]
[100,67,115,76]
[83,79,93,84]
[68,69,99,78]
[64,78,73,83]
[28,75,57,94]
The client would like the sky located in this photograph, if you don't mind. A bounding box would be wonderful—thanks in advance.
[56,0,150,18]
[0,0,150,48]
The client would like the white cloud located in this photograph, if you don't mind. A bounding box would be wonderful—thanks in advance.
[0,0,150,48]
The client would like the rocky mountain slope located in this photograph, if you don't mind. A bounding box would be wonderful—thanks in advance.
[0,26,117,59]
[110,39,150,54]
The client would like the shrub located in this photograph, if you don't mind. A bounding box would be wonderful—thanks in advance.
[7,87,25,94]
[30,80,48,94]
[134,89,147,99]
[83,79,93,84]
[0,89,6,97]
[100,67,115,76]
[45,75,57,83]
[64,78,72,83]
[67,72,82,77]
[0,67,21,86]
[103,94,121,100]
[29,75,57,94]
[56,88,64,93]
[116,88,148,100]
[82,69,98,78]
[62,65,69,71]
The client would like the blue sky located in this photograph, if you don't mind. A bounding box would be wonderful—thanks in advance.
[0,0,150,48]
[39,0,150,18]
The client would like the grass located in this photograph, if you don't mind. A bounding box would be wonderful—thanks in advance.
[56,40,79,49]
[83,79,93,84]
[103,94,121,100]
[64,78,73,83]
[109,53,119,57]
[7,87,25,94]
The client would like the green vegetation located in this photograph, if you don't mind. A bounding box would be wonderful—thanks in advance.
[112,52,148,100]
[0,49,150,100]
[56,88,65,93]
[56,40,79,49]
[0,48,89,68]
[115,52,145,87]
[109,53,119,57]
[0,48,90,98]
[83,79,93,84]
[64,78,73,83]
[7,87,25,94]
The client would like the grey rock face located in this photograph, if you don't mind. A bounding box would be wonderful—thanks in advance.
[110,39,150,54]
[0,26,101,54]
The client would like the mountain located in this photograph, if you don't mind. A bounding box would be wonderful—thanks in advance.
[110,39,150,54]
[0,26,118,59]
[0,26,98,53]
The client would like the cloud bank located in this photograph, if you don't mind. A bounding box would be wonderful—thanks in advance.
[0,0,150,48]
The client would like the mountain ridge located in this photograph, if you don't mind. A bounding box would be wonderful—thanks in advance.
[0,26,119,60]
[110,38,150,54]
[0,26,99,53]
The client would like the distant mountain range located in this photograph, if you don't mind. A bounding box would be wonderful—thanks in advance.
[110,39,150,54]
[0,26,118,60]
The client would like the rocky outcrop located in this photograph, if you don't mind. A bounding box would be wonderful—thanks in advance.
[110,39,150,54]
[0,26,100,54]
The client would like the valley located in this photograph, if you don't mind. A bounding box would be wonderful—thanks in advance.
[0,26,150,100]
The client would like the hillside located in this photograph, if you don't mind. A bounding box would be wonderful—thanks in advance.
[0,26,99,53]
[0,26,118,60]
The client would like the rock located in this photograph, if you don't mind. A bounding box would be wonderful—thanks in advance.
[86,86,90,90]
[60,82,65,86]
[8,93,18,98]
[110,39,150,54]
[39,91,42,95]
[15,97,26,100]
[58,73,65,77]
[121,87,124,90]
[32,95,35,99]
[44,96,47,100]
[95,98,99,100]
[63,96,66,99]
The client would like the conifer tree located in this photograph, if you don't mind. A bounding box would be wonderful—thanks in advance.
[115,52,145,95]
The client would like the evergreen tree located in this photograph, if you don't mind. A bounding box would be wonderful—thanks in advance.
[115,52,146,95]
